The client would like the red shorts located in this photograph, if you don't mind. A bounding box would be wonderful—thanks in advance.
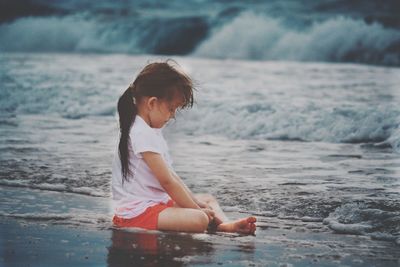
[113,199,174,230]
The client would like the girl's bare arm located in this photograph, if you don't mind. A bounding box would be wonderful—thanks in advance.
[170,170,212,209]
[141,152,201,209]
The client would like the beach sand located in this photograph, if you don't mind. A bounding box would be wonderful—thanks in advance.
[1,186,399,267]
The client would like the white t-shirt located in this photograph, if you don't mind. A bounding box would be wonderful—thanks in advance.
[111,115,173,219]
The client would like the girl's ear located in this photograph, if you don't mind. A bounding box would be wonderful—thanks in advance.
[147,97,158,110]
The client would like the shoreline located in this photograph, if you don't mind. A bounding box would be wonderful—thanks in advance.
[2,216,399,267]
[1,186,399,267]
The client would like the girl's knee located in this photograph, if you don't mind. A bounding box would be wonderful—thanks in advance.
[194,211,210,232]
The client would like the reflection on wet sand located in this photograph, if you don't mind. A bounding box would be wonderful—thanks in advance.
[107,229,215,267]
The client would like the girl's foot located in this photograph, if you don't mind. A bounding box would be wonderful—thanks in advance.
[216,216,257,235]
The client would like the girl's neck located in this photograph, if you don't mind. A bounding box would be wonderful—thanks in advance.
[137,112,153,128]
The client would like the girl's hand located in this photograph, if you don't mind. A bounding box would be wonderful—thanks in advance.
[201,208,215,221]
[197,201,213,210]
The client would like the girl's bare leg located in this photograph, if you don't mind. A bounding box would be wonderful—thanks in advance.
[194,193,229,223]
[216,217,257,235]
[158,207,210,233]
[194,193,257,235]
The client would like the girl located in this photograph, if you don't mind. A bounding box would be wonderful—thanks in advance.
[112,60,256,234]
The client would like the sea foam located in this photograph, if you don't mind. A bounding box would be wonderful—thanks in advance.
[324,202,400,242]
[194,12,400,66]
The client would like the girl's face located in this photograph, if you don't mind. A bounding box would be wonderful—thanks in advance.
[148,97,182,128]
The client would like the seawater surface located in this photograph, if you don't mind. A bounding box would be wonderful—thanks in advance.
[0,53,399,265]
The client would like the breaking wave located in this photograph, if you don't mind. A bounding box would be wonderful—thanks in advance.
[194,12,400,66]
[1,0,399,66]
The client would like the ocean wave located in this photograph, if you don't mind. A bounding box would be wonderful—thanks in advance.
[323,202,400,244]
[0,180,106,197]
[1,53,399,151]
[0,7,399,66]
[0,13,209,55]
[0,210,111,229]
[0,211,72,221]
[180,103,400,152]
[0,15,95,52]
[193,12,400,66]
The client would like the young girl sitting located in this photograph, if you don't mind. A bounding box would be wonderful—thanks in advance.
[112,60,256,234]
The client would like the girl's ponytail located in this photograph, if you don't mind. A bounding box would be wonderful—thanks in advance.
[117,85,137,182]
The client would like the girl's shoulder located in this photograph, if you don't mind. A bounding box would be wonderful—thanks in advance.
[130,115,154,135]
[129,116,164,155]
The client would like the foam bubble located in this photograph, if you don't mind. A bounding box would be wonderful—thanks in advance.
[326,220,372,235]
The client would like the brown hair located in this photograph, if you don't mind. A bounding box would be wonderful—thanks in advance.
[117,60,194,182]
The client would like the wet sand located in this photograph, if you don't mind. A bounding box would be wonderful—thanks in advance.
[1,186,399,267]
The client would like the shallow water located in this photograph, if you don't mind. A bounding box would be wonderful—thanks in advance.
[0,53,399,265]
[1,186,399,267]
